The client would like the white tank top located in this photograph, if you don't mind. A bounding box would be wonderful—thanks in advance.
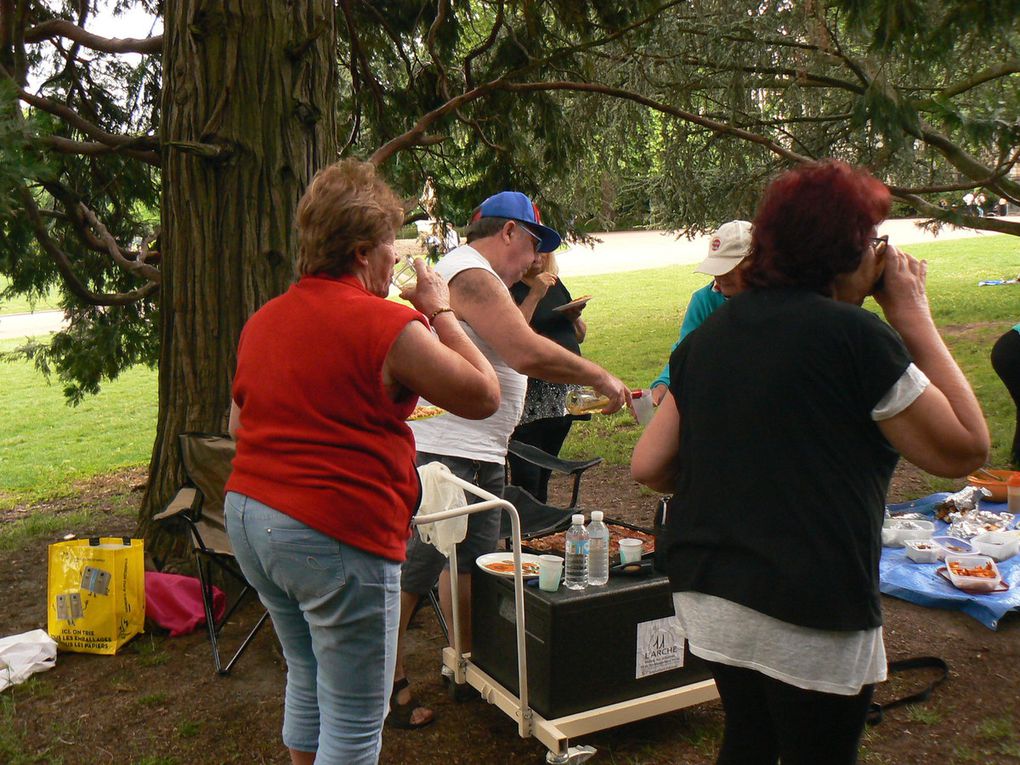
[410,245,527,463]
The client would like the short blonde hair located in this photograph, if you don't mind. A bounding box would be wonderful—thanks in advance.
[295,159,405,277]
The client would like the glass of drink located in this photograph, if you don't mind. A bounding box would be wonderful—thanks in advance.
[391,256,418,291]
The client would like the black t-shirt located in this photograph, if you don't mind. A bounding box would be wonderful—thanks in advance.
[510,278,581,355]
[662,288,911,631]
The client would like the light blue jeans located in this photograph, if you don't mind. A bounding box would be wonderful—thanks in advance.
[225,492,400,765]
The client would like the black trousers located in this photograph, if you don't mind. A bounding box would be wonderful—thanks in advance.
[506,416,574,503]
[991,329,1020,466]
[708,661,874,765]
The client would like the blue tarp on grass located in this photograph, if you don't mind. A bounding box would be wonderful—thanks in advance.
[879,493,1020,630]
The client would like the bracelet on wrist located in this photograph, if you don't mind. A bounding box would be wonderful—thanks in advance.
[428,306,455,322]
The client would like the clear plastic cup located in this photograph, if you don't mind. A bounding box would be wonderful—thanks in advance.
[618,538,643,564]
[391,256,418,291]
[538,554,564,592]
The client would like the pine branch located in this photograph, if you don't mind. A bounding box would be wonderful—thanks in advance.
[940,60,1020,99]
[41,134,159,165]
[79,203,161,283]
[19,186,159,307]
[24,18,161,54]
[3,71,158,152]
[889,189,1020,237]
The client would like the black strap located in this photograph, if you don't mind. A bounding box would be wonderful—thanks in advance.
[866,656,948,725]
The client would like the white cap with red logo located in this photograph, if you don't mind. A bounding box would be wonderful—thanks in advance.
[695,220,752,276]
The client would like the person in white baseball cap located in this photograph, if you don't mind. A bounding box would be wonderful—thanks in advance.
[648,220,752,405]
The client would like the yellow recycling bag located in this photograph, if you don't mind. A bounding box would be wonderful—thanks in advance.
[47,537,145,654]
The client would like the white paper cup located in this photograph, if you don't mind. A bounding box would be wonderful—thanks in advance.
[631,391,654,426]
[538,554,564,592]
[618,538,643,564]
[391,257,417,291]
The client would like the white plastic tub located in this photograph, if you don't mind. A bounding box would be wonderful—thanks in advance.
[971,531,1020,562]
[944,554,1002,593]
[881,518,935,547]
[904,539,939,563]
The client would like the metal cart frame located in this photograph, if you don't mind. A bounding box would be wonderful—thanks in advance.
[414,471,718,764]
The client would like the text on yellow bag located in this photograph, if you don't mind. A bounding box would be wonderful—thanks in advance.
[47,537,145,654]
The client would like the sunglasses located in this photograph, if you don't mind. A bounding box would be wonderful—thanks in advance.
[517,223,541,252]
[869,235,889,250]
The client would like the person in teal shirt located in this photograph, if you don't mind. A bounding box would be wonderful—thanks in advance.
[991,323,1020,467]
[649,220,752,405]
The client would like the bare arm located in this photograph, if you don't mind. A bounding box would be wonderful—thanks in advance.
[450,268,630,412]
[385,257,500,419]
[874,247,989,477]
[631,390,682,492]
[385,317,500,419]
[228,400,240,440]
[516,272,556,323]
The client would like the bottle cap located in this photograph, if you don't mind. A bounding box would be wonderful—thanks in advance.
[591,510,604,521]
[572,514,584,524]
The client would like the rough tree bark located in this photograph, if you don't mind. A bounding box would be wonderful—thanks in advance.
[139,0,337,556]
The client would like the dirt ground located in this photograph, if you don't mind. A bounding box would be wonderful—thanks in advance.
[2,463,1019,765]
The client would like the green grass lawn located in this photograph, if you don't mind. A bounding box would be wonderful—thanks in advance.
[0,234,1017,508]
[0,337,158,507]
[0,276,60,315]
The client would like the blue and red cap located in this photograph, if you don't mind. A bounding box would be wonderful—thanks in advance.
[470,191,562,252]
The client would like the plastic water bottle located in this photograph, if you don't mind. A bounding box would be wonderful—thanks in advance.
[564,513,589,590]
[587,510,609,586]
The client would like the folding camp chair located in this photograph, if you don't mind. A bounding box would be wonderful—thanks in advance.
[505,440,603,509]
[153,432,270,675]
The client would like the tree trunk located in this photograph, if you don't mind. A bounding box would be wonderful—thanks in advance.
[139,0,337,557]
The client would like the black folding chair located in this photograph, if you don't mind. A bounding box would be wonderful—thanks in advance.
[153,432,270,675]
[505,440,603,509]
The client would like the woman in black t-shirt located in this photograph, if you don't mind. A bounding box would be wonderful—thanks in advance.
[632,160,989,765]
[508,251,587,501]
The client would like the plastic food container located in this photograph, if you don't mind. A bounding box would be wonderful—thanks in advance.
[932,535,974,560]
[904,539,939,563]
[943,554,1002,593]
[881,518,935,547]
[971,531,1020,562]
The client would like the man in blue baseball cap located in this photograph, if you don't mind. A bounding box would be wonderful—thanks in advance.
[470,190,562,253]
[389,190,629,729]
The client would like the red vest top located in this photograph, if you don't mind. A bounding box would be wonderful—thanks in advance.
[226,274,425,561]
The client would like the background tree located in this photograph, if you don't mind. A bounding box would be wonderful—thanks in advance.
[2,1,1017,552]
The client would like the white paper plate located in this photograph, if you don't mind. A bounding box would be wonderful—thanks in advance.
[475,552,542,577]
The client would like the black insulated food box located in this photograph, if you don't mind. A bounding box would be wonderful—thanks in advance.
[471,570,712,718]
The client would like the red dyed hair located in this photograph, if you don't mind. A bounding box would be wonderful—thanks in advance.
[743,161,891,294]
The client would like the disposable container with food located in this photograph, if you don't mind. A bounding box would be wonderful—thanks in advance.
[970,531,1020,562]
[942,554,1003,593]
[903,539,939,564]
[881,518,935,547]
[932,535,974,560]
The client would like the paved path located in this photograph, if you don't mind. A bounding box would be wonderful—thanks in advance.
[2,217,1013,339]
[556,216,1016,277]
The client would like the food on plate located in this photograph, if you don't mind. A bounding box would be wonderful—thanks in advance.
[482,560,540,576]
[947,560,998,578]
[526,525,655,556]
[550,295,592,313]
[407,404,445,421]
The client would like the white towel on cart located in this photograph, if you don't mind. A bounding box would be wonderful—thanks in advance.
[414,462,468,557]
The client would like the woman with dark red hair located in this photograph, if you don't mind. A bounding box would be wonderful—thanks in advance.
[633,160,988,764]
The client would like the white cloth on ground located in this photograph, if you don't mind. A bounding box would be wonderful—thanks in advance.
[0,629,57,692]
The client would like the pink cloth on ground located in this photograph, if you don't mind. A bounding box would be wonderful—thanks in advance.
[144,571,227,637]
